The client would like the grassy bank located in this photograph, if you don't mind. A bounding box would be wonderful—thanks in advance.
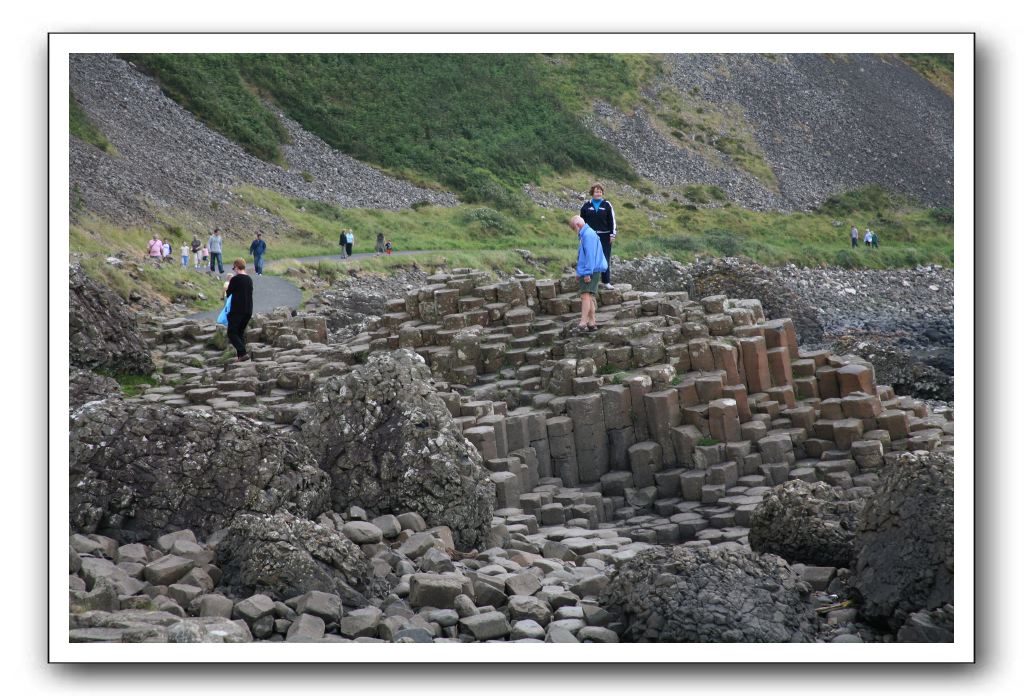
[122,53,643,211]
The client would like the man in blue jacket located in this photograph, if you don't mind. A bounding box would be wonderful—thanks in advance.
[570,215,608,332]
[248,232,267,275]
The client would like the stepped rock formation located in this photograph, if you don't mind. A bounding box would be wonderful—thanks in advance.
[69,400,330,543]
[69,264,153,375]
[69,265,954,643]
[295,350,495,550]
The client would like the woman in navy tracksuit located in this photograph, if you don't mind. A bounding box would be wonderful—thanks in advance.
[580,183,617,288]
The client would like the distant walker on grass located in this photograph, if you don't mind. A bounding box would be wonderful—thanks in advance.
[850,225,859,249]
[375,232,385,256]
[569,215,607,333]
[146,234,163,259]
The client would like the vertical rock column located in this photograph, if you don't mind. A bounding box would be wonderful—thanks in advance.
[566,394,609,483]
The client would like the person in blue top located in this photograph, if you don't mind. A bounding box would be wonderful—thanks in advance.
[248,232,267,275]
[579,183,617,289]
[570,215,608,333]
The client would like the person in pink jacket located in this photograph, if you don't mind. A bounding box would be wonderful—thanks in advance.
[146,234,163,258]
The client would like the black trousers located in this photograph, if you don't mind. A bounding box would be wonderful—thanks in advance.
[597,233,613,284]
[345,242,353,256]
[227,313,252,357]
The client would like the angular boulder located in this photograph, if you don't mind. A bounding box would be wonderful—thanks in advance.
[295,349,494,549]
[850,450,954,632]
[69,264,154,374]
[215,511,377,605]
[69,400,330,543]
[748,480,863,568]
[600,545,818,642]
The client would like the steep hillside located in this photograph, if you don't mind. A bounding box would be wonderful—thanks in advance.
[69,53,457,235]
[67,52,954,287]
[585,53,953,211]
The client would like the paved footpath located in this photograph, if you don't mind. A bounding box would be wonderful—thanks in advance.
[187,250,435,321]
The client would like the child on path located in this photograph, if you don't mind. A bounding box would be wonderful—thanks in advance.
[200,246,209,269]
[181,241,189,267]
[385,240,393,255]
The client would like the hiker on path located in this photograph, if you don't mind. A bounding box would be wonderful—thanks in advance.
[162,240,171,261]
[580,183,618,290]
[180,240,189,267]
[375,232,385,256]
[385,240,393,255]
[249,232,267,275]
[224,258,254,363]
[570,215,608,333]
[146,234,163,259]
[850,225,859,249]
[208,228,225,274]
[190,235,202,269]
[338,229,348,259]
[200,245,209,269]
[864,229,873,249]
[870,230,879,248]
[344,229,355,258]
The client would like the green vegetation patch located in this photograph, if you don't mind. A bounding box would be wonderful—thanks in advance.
[121,53,638,210]
[899,54,954,96]
[69,90,116,154]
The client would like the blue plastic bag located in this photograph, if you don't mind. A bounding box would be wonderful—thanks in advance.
[216,294,233,326]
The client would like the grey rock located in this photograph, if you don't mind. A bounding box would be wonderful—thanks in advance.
[70,400,330,544]
[69,264,153,375]
[232,593,275,625]
[287,613,326,642]
[295,350,494,549]
[601,545,818,642]
[545,625,580,643]
[342,521,384,545]
[296,590,343,623]
[851,451,953,632]
[215,511,376,603]
[339,607,384,638]
[459,611,510,641]
[749,480,863,568]
[198,594,234,619]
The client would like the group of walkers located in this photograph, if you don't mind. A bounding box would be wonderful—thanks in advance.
[145,228,268,275]
[340,229,392,258]
[572,182,618,332]
[849,225,880,249]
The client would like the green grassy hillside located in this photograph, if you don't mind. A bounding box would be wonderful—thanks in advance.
[121,53,648,211]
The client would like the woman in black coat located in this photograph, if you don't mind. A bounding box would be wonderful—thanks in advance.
[579,183,617,289]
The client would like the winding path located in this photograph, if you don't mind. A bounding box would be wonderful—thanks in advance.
[187,249,436,321]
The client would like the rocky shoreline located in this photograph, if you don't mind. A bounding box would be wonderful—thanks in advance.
[68,260,954,644]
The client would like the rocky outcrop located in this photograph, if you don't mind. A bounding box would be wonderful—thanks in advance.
[69,264,154,375]
[600,545,818,642]
[749,480,864,569]
[69,367,121,409]
[851,451,954,631]
[295,349,495,550]
[215,512,375,605]
[69,400,330,543]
